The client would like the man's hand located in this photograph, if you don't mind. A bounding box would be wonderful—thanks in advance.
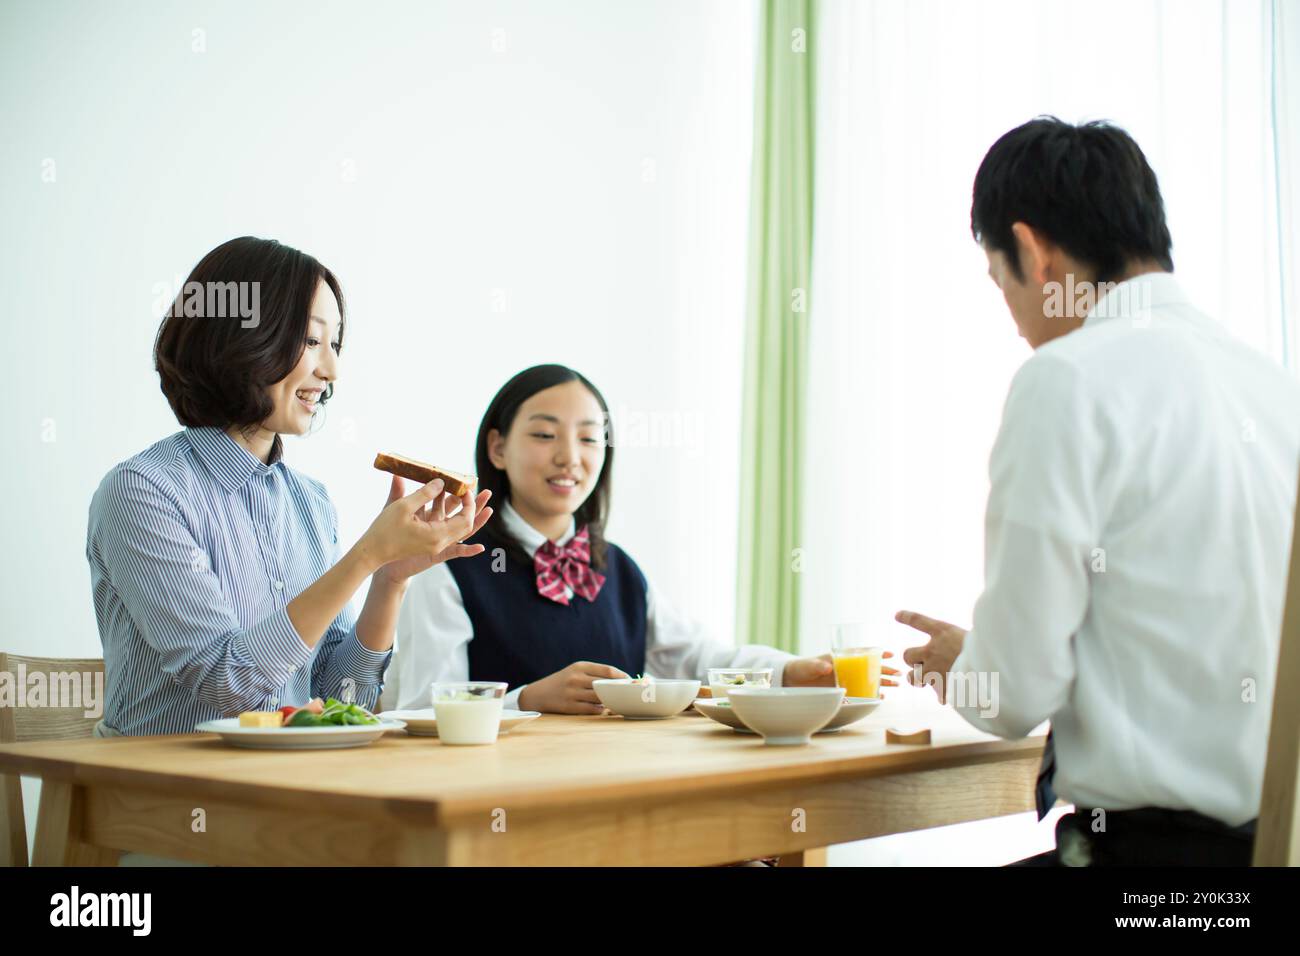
[896,610,968,703]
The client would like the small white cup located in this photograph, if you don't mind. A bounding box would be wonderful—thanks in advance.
[432,681,507,745]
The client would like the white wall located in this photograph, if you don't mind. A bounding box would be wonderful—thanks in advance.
[1,0,754,856]
[1,0,755,652]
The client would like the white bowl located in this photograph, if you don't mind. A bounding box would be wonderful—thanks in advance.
[377,708,541,737]
[694,695,880,735]
[706,668,774,700]
[592,679,701,718]
[724,686,846,745]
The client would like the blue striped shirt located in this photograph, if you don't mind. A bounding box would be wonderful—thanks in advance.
[86,427,391,735]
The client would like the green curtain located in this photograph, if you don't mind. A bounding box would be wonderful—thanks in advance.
[735,0,816,654]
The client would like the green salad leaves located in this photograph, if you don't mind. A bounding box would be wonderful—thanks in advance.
[286,698,380,727]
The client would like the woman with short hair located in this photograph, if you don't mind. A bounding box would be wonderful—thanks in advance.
[87,236,492,735]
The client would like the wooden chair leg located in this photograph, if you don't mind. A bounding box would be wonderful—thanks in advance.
[32,780,120,867]
[1,773,28,867]
[777,846,828,867]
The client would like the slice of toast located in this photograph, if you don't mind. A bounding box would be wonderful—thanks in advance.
[373,453,477,497]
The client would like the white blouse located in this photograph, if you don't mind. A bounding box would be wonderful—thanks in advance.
[381,500,795,711]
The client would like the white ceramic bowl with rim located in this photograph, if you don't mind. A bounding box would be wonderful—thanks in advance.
[592,678,701,718]
[694,695,881,734]
[724,686,846,744]
[706,667,774,701]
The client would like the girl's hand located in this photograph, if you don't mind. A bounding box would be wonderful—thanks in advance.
[360,476,493,582]
[517,661,629,714]
[783,652,899,688]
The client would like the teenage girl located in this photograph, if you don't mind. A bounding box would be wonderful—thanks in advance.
[382,364,894,713]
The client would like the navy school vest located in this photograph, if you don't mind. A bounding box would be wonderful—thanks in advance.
[448,532,649,692]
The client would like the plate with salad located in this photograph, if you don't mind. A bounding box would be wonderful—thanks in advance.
[196,697,405,749]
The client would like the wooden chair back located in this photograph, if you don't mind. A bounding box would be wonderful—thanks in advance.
[1255,475,1300,865]
[0,652,106,867]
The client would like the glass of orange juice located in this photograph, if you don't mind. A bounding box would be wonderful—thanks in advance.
[832,624,882,700]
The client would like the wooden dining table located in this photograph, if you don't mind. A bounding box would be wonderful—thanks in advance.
[0,692,1047,866]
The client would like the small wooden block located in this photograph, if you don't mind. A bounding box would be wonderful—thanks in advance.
[886,727,932,745]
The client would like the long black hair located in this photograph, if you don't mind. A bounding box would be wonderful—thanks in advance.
[474,364,614,571]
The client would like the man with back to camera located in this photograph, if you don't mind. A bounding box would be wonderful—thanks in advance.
[896,116,1300,865]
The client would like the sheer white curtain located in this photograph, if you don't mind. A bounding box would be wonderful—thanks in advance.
[1276,0,1300,370]
[803,0,1299,865]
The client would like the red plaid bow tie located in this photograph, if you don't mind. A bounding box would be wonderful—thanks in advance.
[534,526,605,606]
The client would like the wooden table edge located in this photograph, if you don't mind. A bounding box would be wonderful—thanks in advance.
[0,733,1045,824]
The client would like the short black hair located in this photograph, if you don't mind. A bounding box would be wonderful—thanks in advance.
[154,236,345,431]
[971,117,1174,284]
[473,364,614,571]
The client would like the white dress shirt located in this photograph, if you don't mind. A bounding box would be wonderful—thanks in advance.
[951,272,1300,826]
[381,500,795,711]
